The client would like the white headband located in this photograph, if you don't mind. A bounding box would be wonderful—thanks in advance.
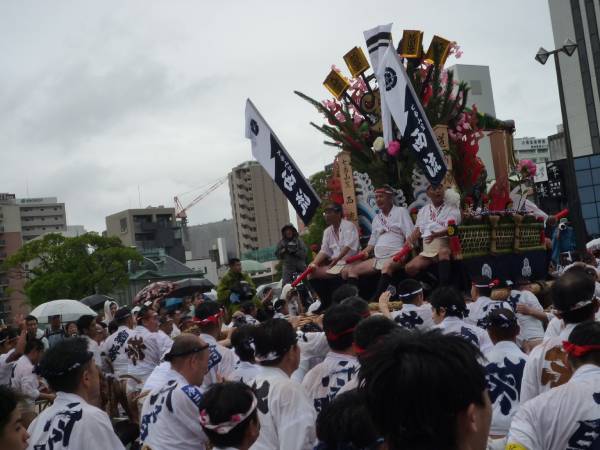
[398,288,423,298]
[199,395,257,434]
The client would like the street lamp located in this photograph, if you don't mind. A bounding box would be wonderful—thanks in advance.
[535,39,587,251]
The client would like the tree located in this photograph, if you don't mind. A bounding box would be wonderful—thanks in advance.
[2,233,142,306]
[302,170,330,250]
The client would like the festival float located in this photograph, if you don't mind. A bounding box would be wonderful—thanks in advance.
[295,26,554,287]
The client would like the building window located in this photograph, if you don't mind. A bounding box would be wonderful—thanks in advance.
[120,218,128,233]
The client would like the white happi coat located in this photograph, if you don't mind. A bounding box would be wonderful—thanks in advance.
[200,333,237,389]
[143,361,172,392]
[140,369,208,450]
[507,364,600,450]
[434,316,493,353]
[293,331,329,383]
[11,355,39,405]
[520,323,576,403]
[0,349,16,386]
[391,303,434,331]
[27,392,125,450]
[415,201,461,238]
[230,361,262,384]
[83,335,102,368]
[320,219,360,260]
[368,205,414,259]
[100,326,131,377]
[484,341,528,436]
[543,316,564,341]
[126,325,172,386]
[466,297,514,329]
[249,366,316,450]
[301,352,359,412]
[507,289,545,342]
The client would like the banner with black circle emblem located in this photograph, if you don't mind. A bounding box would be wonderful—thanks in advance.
[373,42,448,186]
[245,99,321,224]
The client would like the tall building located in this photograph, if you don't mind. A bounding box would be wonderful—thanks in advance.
[228,161,290,256]
[447,64,497,117]
[187,219,236,261]
[0,194,67,321]
[548,124,567,160]
[105,206,185,262]
[548,0,600,156]
[514,137,550,163]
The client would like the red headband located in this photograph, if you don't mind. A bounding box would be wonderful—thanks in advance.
[192,310,223,326]
[353,343,367,355]
[326,327,356,342]
[375,187,394,195]
[563,341,600,357]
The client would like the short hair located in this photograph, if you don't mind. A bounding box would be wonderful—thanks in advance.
[25,315,38,324]
[164,335,208,363]
[323,305,363,351]
[253,319,297,366]
[273,298,286,312]
[397,279,423,304]
[240,301,256,315]
[566,321,600,367]
[340,296,370,318]
[37,337,93,393]
[25,338,44,354]
[316,389,381,449]
[0,386,21,437]
[107,320,118,335]
[195,302,222,330]
[229,258,241,266]
[331,284,359,304]
[199,382,258,448]
[359,330,486,449]
[472,275,492,297]
[354,315,401,355]
[429,287,468,318]
[552,268,596,324]
[0,327,18,345]
[76,315,96,334]
[231,325,256,363]
[485,308,519,341]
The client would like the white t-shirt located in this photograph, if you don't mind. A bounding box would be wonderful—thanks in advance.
[140,370,208,450]
[28,391,125,450]
[11,354,39,404]
[249,366,316,450]
[301,352,359,412]
[507,289,545,341]
[100,326,131,377]
[320,219,360,260]
[484,341,528,436]
[466,297,513,329]
[0,349,16,386]
[415,202,461,237]
[368,205,415,259]
[434,316,493,354]
[507,364,600,450]
[200,334,237,389]
[126,326,172,386]
[520,322,576,404]
[391,303,434,331]
[230,361,262,385]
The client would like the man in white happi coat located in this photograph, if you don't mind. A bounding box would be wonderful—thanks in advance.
[465,276,513,329]
[125,306,172,392]
[193,302,237,389]
[100,307,134,378]
[390,278,434,331]
[406,182,461,286]
[507,321,600,450]
[250,319,316,450]
[309,202,359,279]
[344,185,414,300]
[0,326,26,386]
[482,309,527,447]
[520,268,599,403]
[27,337,125,450]
[140,334,210,450]
[302,305,361,412]
[506,277,547,352]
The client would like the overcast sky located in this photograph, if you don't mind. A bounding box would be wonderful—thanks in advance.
[0,1,560,232]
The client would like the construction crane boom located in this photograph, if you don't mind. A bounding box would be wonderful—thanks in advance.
[174,176,228,223]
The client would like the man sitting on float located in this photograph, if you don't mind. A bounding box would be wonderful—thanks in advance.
[343,185,415,298]
[308,202,360,279]
[405,182,461,286]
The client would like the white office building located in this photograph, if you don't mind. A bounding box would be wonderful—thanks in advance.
[514,137,550,163]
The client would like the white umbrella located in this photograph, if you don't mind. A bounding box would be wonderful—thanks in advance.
[30,299,97,324]
[587,238,600,251]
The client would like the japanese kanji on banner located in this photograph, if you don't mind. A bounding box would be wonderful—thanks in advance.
[245,99,321,223]
[373,42,448,186]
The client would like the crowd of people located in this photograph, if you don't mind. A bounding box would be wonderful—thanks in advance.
[1,181,599,449]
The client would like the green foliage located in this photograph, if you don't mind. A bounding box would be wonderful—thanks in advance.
[302,170,329,248]
[2,233,142,306]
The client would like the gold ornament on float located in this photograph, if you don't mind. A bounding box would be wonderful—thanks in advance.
[343,47,370,78]
[398,30,424,59]
[323,69,350,100]
[424,35,451,66]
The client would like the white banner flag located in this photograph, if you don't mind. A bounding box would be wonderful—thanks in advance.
[245,99,321,223]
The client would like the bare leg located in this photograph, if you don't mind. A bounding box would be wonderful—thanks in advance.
[405,255,434,278]
[344,258,378,279]
[309,266,335,279]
